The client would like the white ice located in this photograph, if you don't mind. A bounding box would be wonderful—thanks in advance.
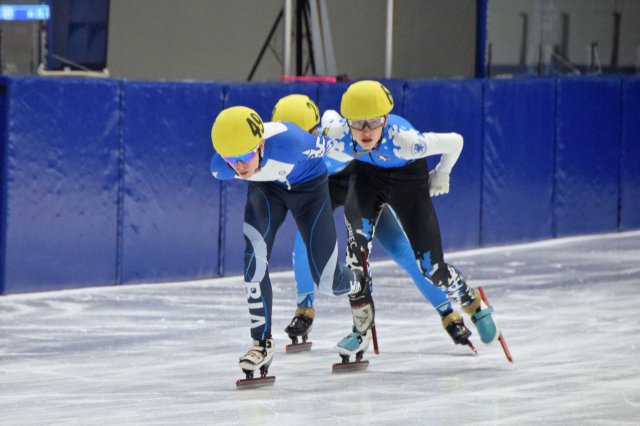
[1,231,640,425]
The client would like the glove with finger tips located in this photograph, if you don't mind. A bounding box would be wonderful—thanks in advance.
[429,170,450,196]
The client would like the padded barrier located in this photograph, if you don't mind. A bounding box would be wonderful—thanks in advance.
[554,78,621,237]
[120,81,224,283]
[1,76,639,294]
[0,77,120,293]
[620,78,640,230]
[404,79,483,251]
[482,78,556,245]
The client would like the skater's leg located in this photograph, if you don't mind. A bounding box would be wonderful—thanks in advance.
[376,203,473,346]
[388,160,496,344]
[284,231,316,339]
[292,231,315,307]
[375,205,451,315]
[332,162,386,357]
[242,183,288,345]
[288,174,359,297]
[286,169,350,341]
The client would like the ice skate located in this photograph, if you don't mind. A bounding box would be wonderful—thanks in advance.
[433,264,499,345]
[463,289,499,344]
[284,307,314,353]
[332,329,372,372]
[441,311,477,353]
[236,339,276,389]
[477,287,513,362]
[348,269,375,334]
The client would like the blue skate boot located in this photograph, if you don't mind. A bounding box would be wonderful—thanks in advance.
[333,270,375,371]
[337,329,372,358]
[333,329,373,371]
[463,288,498,344]
[433,264,498,345]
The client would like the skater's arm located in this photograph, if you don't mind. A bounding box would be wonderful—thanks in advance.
[425,132,463,174]
[210,154,237,180]
[425,133,463,196]
[321,110,342,129]
[391,128,463,170]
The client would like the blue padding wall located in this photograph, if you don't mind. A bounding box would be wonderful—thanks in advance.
[0,80,7,293]
[1,77,120,293]
[1,76,638,294]
[621,78,640,230]
[404,79,483,251]
[482,78,556,245]
[555,78,621,236]
[120,82,224,283]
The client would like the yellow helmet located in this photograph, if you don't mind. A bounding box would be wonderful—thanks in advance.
[340,80,394,119]
[272,94,320,132]
[211,106,264,157]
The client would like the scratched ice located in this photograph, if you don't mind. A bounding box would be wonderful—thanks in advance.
[1,231,639,425]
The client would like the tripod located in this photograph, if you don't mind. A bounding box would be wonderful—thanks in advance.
[247,0,319,81]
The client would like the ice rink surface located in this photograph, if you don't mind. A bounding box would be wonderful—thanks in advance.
[2,231,640,425]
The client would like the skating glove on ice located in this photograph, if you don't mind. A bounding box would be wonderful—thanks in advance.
[429,169,450,196]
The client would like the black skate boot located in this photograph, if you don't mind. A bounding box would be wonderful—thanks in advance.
[284,307,315,353]
[441,311,477,353]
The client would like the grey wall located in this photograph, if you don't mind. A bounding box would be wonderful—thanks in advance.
[488,0,640,71]
[107,0,477,81]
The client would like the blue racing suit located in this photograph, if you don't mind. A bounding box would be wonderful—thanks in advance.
[210,121,356,341]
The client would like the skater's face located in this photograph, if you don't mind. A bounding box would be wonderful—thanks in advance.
[224,140,264,179]
[348,115,387,151]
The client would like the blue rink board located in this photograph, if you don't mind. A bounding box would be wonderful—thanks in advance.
[554,78,621,237]
[620,78,640,230]
[404,79,483,250]
[482,78,556,245]
[1,77,120,293]
[119,81,224,284]
[1,76,639,294]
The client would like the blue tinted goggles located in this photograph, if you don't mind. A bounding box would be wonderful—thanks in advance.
[224,147,259,166]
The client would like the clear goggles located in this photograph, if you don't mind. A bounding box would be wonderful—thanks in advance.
[347,116,386,130]
[224,146,259,166]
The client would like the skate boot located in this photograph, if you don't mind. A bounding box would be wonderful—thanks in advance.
[463,288,499,344]
[236,338,276,388]
[284,307,315,338]
[432,264,498,345]
[284,307,315,352]
[238,338,274,377]
[332,328,373,372]
[336,329,372,358]
[441,311,476,353]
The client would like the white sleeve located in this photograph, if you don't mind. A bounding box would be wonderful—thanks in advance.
[392,127,463,172]
[321,109,342,129]
[424,132,463,173]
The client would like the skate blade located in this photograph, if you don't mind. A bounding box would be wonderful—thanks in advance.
[285,341,312,353]
[477,286,513,363]
[498,333,513,363]
[236,376,276,389]
[332,360,369,373]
